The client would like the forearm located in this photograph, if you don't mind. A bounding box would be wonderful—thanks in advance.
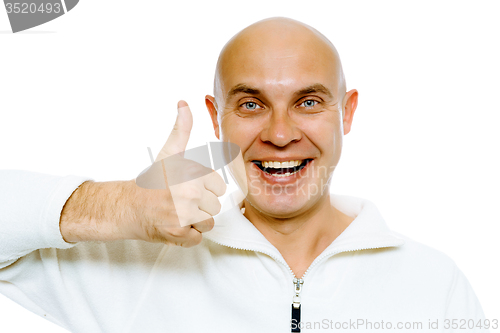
[60,180,138,243]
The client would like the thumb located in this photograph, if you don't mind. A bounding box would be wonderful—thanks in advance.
[155,100,193,162]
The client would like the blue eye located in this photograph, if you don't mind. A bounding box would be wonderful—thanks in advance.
[244,102,258,110]
[302,100,318,107]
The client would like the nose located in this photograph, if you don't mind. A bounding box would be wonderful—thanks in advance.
[260,109,302,147]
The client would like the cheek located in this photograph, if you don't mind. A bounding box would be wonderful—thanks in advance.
[307,116,344,165]
[220,115,262,148]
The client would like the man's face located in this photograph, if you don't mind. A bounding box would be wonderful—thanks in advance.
[207,28,355,219]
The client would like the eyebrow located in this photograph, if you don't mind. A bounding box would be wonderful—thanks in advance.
[225,83,334,103]
[296,83,334,99]
[226,84,261,102]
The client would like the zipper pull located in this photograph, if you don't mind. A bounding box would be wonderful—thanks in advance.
[291,278,304,332]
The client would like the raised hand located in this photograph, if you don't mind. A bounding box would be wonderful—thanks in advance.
[132,100,227,246]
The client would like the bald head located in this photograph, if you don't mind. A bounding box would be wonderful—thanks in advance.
[213,17,346,108]
[204,17,358,221]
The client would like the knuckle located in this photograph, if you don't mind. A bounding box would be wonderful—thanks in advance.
[180,184,202,199]
[212,175,226,196]
[190,234,203,246]
[200,199,219,216]
[213,200,222,214]
[168,226,189,238]
[194,237,203,246]
[184,161,204,175]
[205,219,215,231]
[219,177,227,192]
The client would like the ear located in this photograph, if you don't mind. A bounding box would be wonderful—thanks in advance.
[205,95,220,140]
[342,89,358,135]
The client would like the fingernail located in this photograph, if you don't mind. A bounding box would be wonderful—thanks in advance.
[177,100,188,109]
[177,106,189,114]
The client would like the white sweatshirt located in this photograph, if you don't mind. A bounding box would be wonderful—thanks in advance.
[0,170,488,332]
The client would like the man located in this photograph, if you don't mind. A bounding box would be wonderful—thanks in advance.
[0,17,487,332]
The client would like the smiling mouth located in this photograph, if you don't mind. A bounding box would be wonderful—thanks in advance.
[251,159,313,177]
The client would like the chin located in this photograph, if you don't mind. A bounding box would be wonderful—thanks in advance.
[245,189,314,218]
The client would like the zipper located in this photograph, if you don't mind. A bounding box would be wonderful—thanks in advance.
[205,237,403,332]
[291,277,304,332]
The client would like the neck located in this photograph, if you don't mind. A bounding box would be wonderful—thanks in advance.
[243,193,353,278]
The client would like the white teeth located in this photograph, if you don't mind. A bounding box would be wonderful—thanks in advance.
[261,160,303,168]
[269,170,297,177]
[256,159,307,177]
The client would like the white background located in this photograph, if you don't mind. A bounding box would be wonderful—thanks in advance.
[1,0,499,331]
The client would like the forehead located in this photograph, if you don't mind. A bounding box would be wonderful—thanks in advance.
[218,31,340,100]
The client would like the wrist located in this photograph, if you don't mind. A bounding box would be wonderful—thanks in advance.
[60,180,137,242]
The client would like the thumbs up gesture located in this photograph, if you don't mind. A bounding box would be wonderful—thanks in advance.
[132,101,227,247]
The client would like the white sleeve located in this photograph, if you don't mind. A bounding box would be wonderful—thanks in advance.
[444,266,490,332]
[0,169,92,268]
